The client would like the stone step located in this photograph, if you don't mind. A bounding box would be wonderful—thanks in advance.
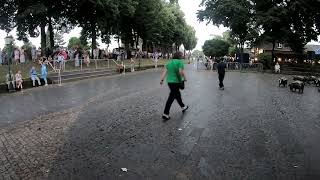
[50,69,119,84]
[49,68,115,77]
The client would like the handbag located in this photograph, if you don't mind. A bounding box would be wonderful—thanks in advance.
[174,61,185,90]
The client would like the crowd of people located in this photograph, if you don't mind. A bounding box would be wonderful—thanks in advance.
[5,58,49,91]
[1,44,177,91]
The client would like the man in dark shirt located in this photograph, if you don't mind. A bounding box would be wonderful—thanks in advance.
[217,59,227,90]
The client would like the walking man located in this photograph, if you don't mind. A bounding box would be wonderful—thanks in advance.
[160,52,189,121]
[217,58,227,90]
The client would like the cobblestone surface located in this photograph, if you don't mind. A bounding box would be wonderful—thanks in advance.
[0,66,320,179]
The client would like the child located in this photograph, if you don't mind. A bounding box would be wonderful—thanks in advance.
[15,70,23,89]
[6,71,15,90]
[117,62,124,74]
[130,58,135,72]
[40,60,48,86]
[84,51,90,67]
[30,66,41,87]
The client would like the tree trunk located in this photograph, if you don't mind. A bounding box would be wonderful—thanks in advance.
[40,22,46,56]
[240,41,244,63]
[272,41,275,64]
[48,17,54,49]
[91,22,97,59]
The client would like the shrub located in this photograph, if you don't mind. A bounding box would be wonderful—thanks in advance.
[258,53,272,69]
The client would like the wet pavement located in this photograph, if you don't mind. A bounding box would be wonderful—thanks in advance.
[0,65,320,180]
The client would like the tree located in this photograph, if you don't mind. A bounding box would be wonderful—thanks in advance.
[256,0,287,62]
[202,39,230,58]
[255,0,320,62]
[192,50,204,58]
[198,0,254,53]
[183,25,197,51]
[54,32,65,47]
[68,37,81,49]
[0,0,16,32]
[70,0,119,57]
[284,0,320,60]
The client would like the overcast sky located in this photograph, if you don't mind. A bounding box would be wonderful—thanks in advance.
[0,0,318,50]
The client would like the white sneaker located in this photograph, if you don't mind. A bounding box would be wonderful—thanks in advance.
[162,114,170,120]
[182,106,189,113]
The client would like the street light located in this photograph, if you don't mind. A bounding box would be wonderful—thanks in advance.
[5,35,15,92]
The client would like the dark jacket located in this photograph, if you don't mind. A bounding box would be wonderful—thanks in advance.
[217,62,227,74]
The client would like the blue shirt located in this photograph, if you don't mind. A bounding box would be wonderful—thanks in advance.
[41,64,47,76]
[30,69,38,77]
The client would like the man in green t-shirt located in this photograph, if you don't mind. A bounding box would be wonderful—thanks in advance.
[160,52,189,121]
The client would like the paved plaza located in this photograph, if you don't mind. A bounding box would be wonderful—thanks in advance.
[0,65,320,180]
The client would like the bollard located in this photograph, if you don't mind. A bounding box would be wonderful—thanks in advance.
[95,59,98,69]
[108,59,110,68]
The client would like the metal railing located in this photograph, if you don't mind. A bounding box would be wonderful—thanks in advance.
[239,63,264,72]
[0,58,162,85]
[196,61,263,73]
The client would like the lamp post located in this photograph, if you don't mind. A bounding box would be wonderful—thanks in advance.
[5,35,15,92]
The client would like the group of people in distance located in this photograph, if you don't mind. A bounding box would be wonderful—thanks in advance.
[5,58,49,91]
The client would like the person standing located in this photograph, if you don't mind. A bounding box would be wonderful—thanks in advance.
[20,48,26,63]
[160,52,189,121]
[275,62,281,73]
[40,59,48,86]
[84,50,90,67]
[130,58,135,72]
[217,58,227,90]
[14,48,20,65]
[31,46,37,62]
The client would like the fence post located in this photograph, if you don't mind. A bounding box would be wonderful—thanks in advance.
[80,59,83,71]
[58,69,62,86]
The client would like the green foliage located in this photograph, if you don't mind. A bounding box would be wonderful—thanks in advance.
[192,50,204,58]
[0,0,196,56]
[257,53,272,69]
[68,37,81,49]
[202,39,230,57]
[183,25,197,51]
[199,0,320,58]
[54,32,65,47]
[21,42,33,60]
[0,0,16,32]
[198,0,254,52]
[228,46,240,56]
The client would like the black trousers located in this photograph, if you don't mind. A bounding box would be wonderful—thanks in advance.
[219,73,225,88]
[164,83,185,115]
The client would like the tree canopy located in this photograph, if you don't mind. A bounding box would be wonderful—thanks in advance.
[202,39,230,58]
[0,0,198,57]
[198,0,320,57]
